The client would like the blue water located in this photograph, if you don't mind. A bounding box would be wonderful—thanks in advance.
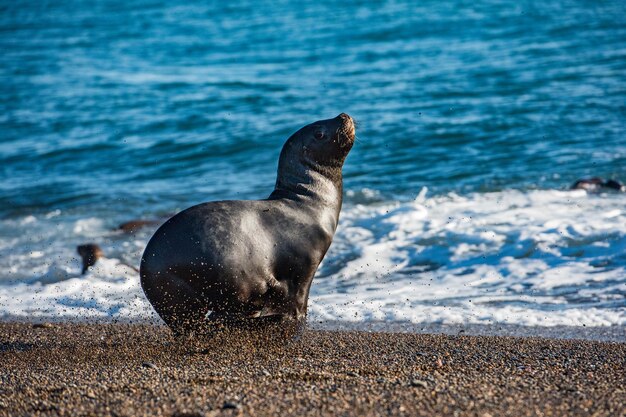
[1,1,625,325]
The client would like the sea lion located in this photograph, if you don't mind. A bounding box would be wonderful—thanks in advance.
[571,177,625,193]
[140,113,355,334]
[76,244,104,275]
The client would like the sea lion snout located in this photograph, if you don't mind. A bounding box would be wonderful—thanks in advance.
[336,112,352,122]
[334,113,355,145]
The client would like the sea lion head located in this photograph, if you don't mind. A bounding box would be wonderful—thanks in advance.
[280,113,356,171]
[76,243,104,275]
[273,113,356,199]
[302,113,355,165]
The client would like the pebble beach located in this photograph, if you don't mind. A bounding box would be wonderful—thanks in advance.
[1,323,624,417]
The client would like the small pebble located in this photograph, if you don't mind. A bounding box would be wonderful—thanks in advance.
[172,412,204,417]
[410,380,428,388]
[222,401,240,410]
[2,323,623,416]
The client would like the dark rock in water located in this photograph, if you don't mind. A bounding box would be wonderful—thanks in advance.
[571,177,624,192]
[603,179,624,190]
[118,220,160,234]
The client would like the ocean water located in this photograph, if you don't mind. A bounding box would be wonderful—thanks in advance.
[1,0,625,326]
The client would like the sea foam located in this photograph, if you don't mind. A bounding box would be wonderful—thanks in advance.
[1,189,624,326]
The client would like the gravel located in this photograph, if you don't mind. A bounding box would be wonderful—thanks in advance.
[0,322,624,416]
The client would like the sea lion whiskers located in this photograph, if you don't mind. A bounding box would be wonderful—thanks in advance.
[348,118,363,145]
[333,114,356,150]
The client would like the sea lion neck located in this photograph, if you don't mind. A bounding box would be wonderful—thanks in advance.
[268,137,344,213]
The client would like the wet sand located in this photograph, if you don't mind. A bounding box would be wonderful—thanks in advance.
[1,323,624,417]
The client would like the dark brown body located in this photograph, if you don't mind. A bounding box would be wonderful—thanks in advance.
[77,244,104,275]
[140,114,355,333]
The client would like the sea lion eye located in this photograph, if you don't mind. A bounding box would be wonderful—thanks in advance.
[314,130,325,140]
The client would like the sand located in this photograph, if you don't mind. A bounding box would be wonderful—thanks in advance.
[0,323,624,417]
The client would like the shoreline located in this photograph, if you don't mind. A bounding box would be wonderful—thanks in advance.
[311,321,626,343]
[1,322,624,416]
[3,316,624,342]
